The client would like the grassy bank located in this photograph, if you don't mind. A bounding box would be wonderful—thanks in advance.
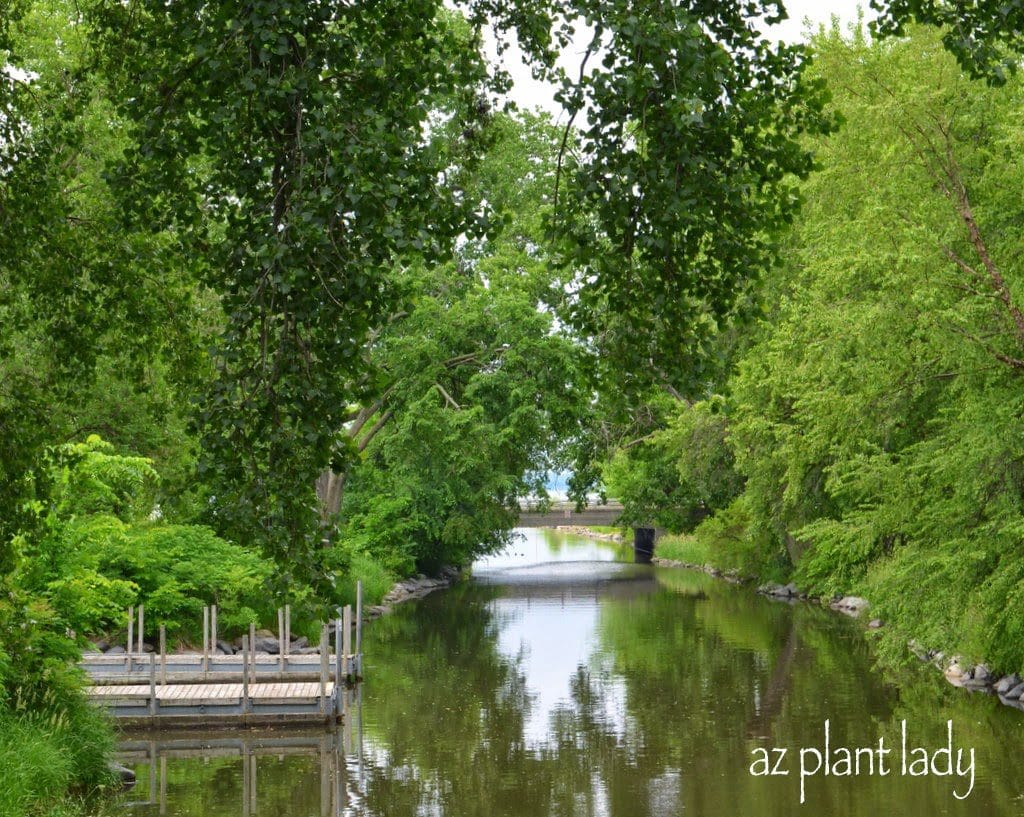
[655,534,714,566]
[335,549,396,608]
[0,702,117,817]
[653,498,789,581]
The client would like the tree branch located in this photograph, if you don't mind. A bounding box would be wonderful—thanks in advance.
[347,401,381,439]
[946,323,1024,371]
[552,27,602,224]
[434,382,461,410]
[356,409,393,453]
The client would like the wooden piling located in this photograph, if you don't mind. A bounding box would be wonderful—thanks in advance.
[137,604,145,655]
[127,606,134,672]
[249,622,257,684]
[342,605,352,682]
[211,604,217,651]
[334,618,341,702]
[159,625,167,685]
[241,635,250,714]
[355,580,363,676]
[148,654,157,716]
[202,606,210,676]
[277,608,285,673]
[319,624,328,714]
[284,605,291,656]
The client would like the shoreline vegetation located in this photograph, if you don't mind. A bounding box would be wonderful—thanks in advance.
[0,704,118,817]
[597,23,1024,734]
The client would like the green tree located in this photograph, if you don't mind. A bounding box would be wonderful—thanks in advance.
[871,0,1024,83]
[603,398,743,531]
[1,0,209,566]
[727,23,1024,670]
[336,113,588,573]
[86,0,503,592]
[550,0,833,390]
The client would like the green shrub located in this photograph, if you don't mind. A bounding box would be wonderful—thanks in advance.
[692,495,781,578]
[604,399,744,533]
[44,570,138,636]
[341,549,395,607]
[340,494,421,577]
[0,586,83,712]
[102,523,275,640]
[0,576,115,817]
[51,435,159,522]
[23,509,277,641]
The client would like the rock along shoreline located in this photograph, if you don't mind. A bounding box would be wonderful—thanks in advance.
[361,565,462,620]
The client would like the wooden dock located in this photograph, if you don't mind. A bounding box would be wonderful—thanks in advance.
[88,680,341,727]
[83,593,364,727]
[81,652,343,685]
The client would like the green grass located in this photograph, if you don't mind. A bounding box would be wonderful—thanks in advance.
[336,551,395,607]
[0,703,116,817]
[655,533,714,565]
[654,497,780,580]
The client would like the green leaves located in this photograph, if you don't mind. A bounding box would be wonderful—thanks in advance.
[336,113,588,572]
[723,23,1024,668]
[871,0,1024,85]
[86,0,501,587]
[602,398,742,531]
[550,0,835,391]
[49,436,160,522]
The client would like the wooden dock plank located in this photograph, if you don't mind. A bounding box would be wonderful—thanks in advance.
[86,668,340,724]
[87,682,333,702]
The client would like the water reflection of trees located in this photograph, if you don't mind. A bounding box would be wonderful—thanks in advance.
[356,571,1022,817]
[594,570,1021,816]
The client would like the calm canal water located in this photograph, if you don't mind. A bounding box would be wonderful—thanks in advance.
[118,528,1024,816]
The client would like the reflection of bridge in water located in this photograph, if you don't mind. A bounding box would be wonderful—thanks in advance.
[517,500,624,528]
[474,561,658,603]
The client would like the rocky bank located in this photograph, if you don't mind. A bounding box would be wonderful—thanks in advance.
[755,580,1024,713]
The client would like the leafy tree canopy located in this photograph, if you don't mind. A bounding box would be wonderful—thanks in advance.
[871,0,1024,84]
[72,0,836,589]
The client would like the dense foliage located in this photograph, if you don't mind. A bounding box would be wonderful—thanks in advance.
[335,113,587,573]
[7,0,1024,812]
[16,437,278,641]
[731,23,1024,671]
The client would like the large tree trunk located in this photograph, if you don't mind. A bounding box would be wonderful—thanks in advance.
[316,469,347,521]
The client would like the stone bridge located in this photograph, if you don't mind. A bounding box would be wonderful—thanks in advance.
[517,500,662,563]
[516,500,624,529]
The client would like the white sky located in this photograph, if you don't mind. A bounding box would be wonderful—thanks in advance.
[486,0,868,118]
